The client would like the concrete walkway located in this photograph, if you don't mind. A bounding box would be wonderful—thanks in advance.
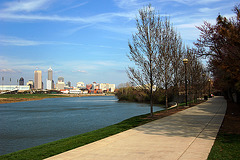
[46,96,227,160]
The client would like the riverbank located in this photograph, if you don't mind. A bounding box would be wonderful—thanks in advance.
[0,93,111,104]
[0,100,205,160]
[0,94,67,104]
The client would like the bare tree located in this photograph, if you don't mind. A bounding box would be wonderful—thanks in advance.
[156,18,183,108]
[171,34,184,106]
[185,47,206,103]
[127,5,159,116]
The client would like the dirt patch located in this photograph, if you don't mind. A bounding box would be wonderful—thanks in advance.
[0,98,44,104]
[219,100,240,134]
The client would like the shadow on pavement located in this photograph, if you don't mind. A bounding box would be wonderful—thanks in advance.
[133,96,227,140]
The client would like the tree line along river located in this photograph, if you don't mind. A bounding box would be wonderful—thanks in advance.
[0,96,163,155]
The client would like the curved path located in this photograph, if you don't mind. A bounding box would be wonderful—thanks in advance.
[46,96,226,160]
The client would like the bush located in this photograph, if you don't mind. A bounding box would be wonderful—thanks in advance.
[116,87,170,105]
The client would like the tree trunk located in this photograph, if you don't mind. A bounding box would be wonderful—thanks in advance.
[165,83,168,109]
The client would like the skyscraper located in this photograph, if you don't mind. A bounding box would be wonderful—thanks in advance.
[48,67,53,81]
[19,77,24,85]
[47,67,54,89]
[34,70,42,89]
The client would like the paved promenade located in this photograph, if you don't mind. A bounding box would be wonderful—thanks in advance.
[46,96,227,160]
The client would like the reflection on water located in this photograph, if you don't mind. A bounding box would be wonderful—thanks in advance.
[0,96,163,155]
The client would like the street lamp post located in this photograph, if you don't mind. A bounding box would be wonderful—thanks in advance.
[208,79,211,98]
[202,74,206,98]
[183,58,188,106]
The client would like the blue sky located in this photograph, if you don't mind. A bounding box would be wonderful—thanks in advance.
[0,0,238,87]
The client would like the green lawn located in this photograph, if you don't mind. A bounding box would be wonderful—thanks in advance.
[0,112,155,160]
[208,133,240,160]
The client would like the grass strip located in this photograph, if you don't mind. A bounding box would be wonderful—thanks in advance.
[208,133,240,160]
[0,112,155,160]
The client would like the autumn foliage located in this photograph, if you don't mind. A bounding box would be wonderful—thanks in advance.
[195,4,240,102]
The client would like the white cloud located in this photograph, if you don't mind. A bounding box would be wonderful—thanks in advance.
[0,11,137,24]
[114,0,142,9]
[72,70,87,73]
[96,24,136,35]
[196,0,222,5]
[162,0,222,5]
[199,7,218,13]
[2,0,51,13]
[0,35,85,46]
[0,68,21,73]
[0,35,41,46]
[0,56,50,71]
[65,24,93,35]
[56,2,88,13]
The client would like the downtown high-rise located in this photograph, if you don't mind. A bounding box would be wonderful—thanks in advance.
[34,70,42,89]
[46,67,54,90]
[48,67,53,81]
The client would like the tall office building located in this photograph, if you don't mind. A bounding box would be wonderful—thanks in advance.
[19,77,24,85]
[34,70,42,89]
[47,67,54,89]
[46,80,52,90]
[48,67,53,81]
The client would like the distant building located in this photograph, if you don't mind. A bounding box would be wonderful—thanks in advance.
[27,80,34,89]
[77,82,85,88]
[92,82,99,90]
[46,80,52,90]
[100,83,115,92]
[52,80,55,89]
[108,84,116,92]
[19,77,24,85]
[58,77,64,82]
[56,81,65,90]
[47,67,54,89]
[48,67,53,81]
[67,81,71,87]
[86,84,92,90]
[34,70,42,89]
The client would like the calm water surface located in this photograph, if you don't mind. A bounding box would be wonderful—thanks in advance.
[0,96,163,155]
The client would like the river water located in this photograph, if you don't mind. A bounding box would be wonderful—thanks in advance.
[0,96,163,155]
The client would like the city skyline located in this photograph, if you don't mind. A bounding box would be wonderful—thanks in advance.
[0,67,116,89]
[0,0,238,86]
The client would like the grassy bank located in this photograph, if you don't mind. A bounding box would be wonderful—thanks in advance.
[208,100,240,160]
[208,134,240,160]
[0,113,155,160]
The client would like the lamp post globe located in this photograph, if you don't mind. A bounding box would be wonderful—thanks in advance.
[183,58,188,64]
[208,79,211,98]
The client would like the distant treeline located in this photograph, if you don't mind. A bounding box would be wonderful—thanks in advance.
[116,86,174,105]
